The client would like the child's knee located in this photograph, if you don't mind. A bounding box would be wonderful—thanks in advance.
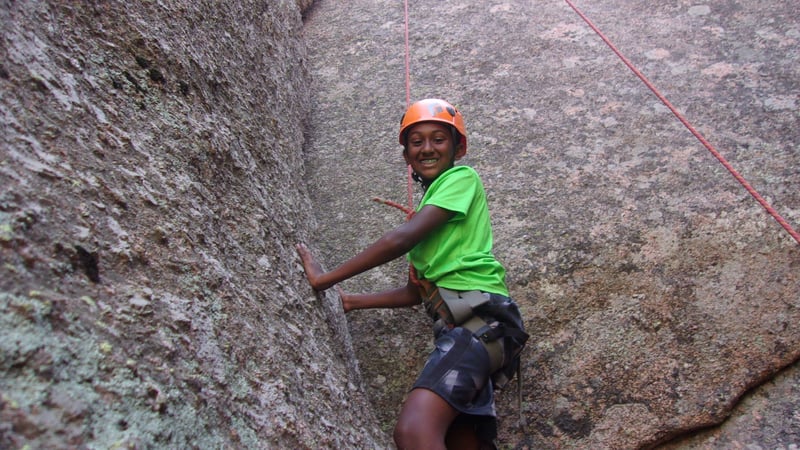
[393,418,416,448]
[394,417,440,449]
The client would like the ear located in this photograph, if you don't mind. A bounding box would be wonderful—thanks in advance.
[453,138,466,160]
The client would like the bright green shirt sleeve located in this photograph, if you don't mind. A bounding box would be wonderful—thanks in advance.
[408,166,508,296]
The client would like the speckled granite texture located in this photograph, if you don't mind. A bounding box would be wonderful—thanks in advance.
[302,0,799,447]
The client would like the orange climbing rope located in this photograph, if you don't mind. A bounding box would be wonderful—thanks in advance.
[403,0,416,215]
[373,0,415,217]
[565,0,800,246]
[371,0,420,283]
[402,0,420,285]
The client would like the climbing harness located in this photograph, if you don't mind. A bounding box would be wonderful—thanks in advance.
[416,277,504,374]
[565,0,800,247]
[415,275,529,427]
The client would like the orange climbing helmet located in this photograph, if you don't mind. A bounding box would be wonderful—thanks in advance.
[399,98,467,152]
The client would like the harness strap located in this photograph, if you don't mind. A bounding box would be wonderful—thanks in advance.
[517,357,525,428]
[418,277,527,425]
[417,278,505,374]
[462,315,504,373]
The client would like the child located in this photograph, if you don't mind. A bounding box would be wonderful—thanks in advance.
[296,98,527,450]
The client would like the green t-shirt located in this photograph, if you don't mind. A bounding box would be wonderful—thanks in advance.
[408,166,508,296]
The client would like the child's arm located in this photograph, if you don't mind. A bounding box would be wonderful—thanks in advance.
[338,276,421,312]
[295,204,452,291]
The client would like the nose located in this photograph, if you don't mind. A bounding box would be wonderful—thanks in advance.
[421,138,433,152]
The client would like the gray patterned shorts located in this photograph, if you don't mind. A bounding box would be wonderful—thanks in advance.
[412,324,497,439]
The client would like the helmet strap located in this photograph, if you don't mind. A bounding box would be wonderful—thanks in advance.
[411,170,426,186]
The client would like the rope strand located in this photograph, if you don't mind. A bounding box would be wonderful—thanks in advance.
[565,0,800,246]
[402,0,420,285]
[403,0,414,213]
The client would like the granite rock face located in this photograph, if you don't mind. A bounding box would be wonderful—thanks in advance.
[302,0,799,448]
[2,0,799,449]
[1,1,386,448]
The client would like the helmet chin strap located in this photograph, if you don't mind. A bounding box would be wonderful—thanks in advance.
[411,160,457,190]
[411,169,425,185]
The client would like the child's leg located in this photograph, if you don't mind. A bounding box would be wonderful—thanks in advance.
[445,422,482,450]
[394,388,469,450]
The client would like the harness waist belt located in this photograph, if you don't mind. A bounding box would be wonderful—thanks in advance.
[437,287,490,324]
[418,280,505,373]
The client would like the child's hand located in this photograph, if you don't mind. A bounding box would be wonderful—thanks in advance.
[295,243,330,291]
[335,285,352,313]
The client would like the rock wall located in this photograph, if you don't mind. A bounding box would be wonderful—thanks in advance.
[301,0,800,449]
[1,1,387,448]
[3,1,799,449]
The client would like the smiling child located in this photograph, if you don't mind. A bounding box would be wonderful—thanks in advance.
[296,98,527,450]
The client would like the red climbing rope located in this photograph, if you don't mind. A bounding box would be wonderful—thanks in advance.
[372,197,414,217]
[403,0,421,285]
[372,0,420,281]
[374,0,416,218]
[403,0,411,109]
[403,0,415,213]
[564,0,800,246]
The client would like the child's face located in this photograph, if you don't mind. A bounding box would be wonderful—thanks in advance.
[403,122,465,183]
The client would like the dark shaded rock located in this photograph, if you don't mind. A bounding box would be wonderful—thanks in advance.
[1,1,385,448]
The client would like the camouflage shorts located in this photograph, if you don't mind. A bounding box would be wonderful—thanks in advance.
[412,326,497,426]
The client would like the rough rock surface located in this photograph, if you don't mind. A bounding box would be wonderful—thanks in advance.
[302,0,799,448]
[2,0,799,449]
[1,1,385,448]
